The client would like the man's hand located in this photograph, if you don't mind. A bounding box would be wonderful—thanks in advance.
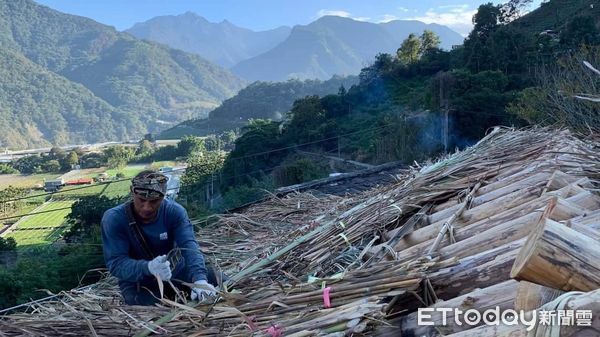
[147,255,172,281]
[190,280,218,302]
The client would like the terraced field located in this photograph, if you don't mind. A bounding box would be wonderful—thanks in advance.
[2,200,75,247]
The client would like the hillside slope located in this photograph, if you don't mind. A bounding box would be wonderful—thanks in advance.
[231,16,464,81]
[0,0,246,148]
[159,76,358,138]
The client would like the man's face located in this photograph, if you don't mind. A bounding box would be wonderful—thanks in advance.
[131,188,163,223]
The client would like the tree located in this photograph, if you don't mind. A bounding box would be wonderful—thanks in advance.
[135,139,154,157]
[49,146,66,161]
[80,152,105,169]
[43,159,61,172]
[64,195,125,242]
[62,151,79,171]
[463,3,501,72]
[0,237,16,251]
[397,34,422,64]
[470,3,501,39]
[177,135,205,158]
[0,163,17,174]
[12,155,44,174]
[515,46,600,133]
[103,145,134,169]
[420,30,441,55]
[500,0,533,24]
[560,16,600,49]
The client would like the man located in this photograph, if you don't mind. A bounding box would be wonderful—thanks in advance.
[101,170,218,305]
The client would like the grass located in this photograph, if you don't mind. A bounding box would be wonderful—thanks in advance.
[0,173,58,190]
[100,180,131,198]
[3,200,75,246]
[104,164,146,178]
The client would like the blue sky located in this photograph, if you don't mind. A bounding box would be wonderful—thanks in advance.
[35,0,542,36]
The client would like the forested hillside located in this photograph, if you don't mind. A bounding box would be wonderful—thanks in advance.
[0,0,246,149]
[216,0,600,198]
[159,76,359,138]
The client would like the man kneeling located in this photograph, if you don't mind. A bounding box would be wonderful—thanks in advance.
[101,170,218,305]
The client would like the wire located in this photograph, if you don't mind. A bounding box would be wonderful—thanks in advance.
[0,122,392,205]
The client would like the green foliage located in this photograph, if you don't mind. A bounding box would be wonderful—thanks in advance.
[0,163,17,174]
[12,155,45,174]
[64,151,79,169]
[160,76,358,138]
[220,119,286,189]
[177,135,205,158]
[42,159,61,173]
[420,30,441,55]
[221,177,274,211]
[506,87,549,124]
[80,152,105,169]
[135,140,154,157]
[397,33,422,65]
[179,151,226,210]
[0,237,17,251]
[272,157,328,187]
[560,16,600,49]
[0,243,105,309]
[103,145,134,169]
[182,151,226,187]
[442,69,523,144]
[63,195,126,242]
[0,0,246,149]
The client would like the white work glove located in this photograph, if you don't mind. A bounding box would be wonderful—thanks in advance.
[190,280,218,302]
[147,255,172,281]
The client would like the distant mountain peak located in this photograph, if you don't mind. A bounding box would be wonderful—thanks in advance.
[126,15,291,68]
[232,17,464,81]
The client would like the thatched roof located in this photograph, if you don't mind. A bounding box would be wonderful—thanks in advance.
[2,127,600,336]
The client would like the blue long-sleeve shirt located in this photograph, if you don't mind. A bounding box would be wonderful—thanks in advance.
[101,199,207,284]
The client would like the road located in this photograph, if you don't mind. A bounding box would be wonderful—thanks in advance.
[164,166,185,200]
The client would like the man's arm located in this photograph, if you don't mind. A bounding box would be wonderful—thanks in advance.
[101,209,151,282]
[170,203,208,282]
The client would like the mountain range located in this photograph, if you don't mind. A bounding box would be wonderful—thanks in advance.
[126,12,291,68]
[0,1,464,149]
[0,0,246,149]
[126,13,465,81]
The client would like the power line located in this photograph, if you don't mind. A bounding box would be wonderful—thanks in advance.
[0,119,442,233]
[0,146,343,241]
[1,122,394,205]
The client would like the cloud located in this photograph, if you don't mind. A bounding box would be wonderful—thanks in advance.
[378,14,399,23]
[315,9,370,22]
[398,7,410,12]
[316,9,352,18]
[405,5,476,37]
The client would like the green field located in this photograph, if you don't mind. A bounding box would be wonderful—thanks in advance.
[100,180,131,198]
[3,200,75,246]
[104,164,146,178]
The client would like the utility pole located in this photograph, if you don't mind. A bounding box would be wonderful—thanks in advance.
[439,73,451,154]
[210,173,214,209]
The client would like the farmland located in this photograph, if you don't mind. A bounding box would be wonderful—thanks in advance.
[2,200,75,247]
[0,173,58,190]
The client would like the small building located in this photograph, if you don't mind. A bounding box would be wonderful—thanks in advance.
[44,179,64,192]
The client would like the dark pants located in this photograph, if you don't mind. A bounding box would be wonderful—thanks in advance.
[120,262,223,306]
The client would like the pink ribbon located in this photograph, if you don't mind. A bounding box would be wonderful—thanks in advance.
[266,325,283,337]
[323,286,332,308]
